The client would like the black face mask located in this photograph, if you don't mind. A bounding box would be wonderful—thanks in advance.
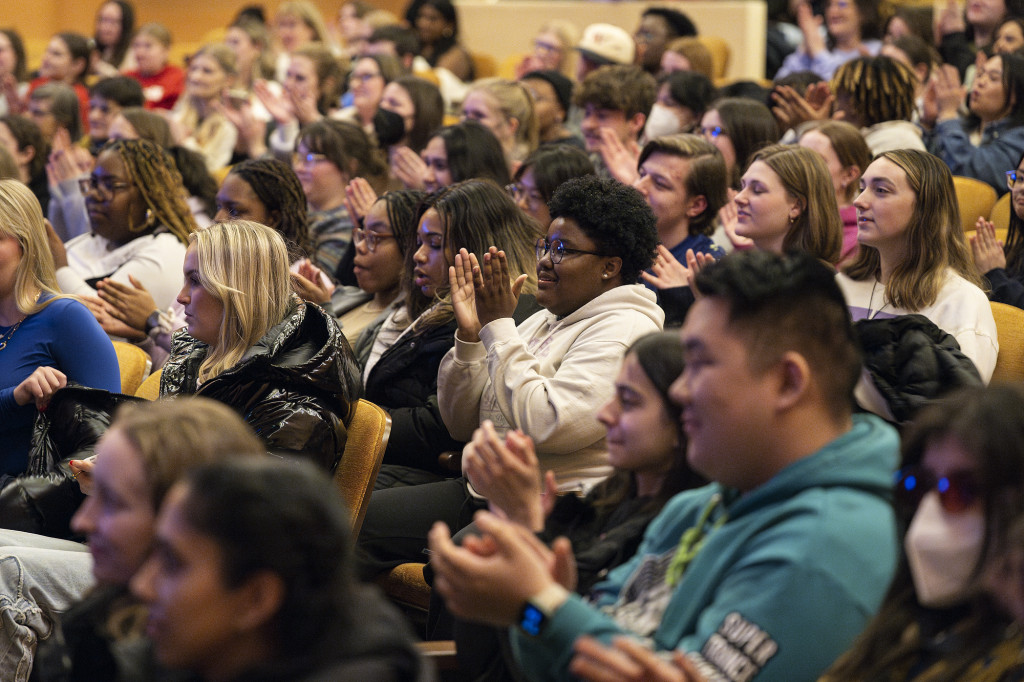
[374,108,406,148]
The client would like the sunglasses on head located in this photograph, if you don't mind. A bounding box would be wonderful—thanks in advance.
[895,466,979,514]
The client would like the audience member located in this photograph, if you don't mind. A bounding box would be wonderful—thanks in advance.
[449,332,707,677]
[380,75,445,154]
[701,97,779,190]
[170,44,239,172]
[125,23,185,111]
[508,144,596,234]
[55,139,196,318]
[513,21,579,80]
[0,29,28,118]
[28,83,83,145]
[396,120,511,193]
[923,52,1024,195]
[519,70,581,148]
[91,0,136,76]
[0,115,49,211]
[660,37,714,79]
[775,0,882,80]
[462,78,538,169]
[798,120,872,265]
[84,75,144,154]
[341,54,402,137]
[27,33,91,133]
[414,0,474,82]
[9,398,264,682]
[131,457,432,681]
[159,220,360,469]
[822,384,1024,682]
[575,65,658,181]
[430,249,899,682]
[644,71,715,142]
[272,0,333,82]
[0,179,119,478]
[838,149,997,416]
[633,7,698,75]
[971,151,1024,308]
[575,23,636,82]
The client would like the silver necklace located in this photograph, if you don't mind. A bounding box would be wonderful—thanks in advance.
[866,279,890,320]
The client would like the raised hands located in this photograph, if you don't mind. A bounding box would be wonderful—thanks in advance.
[46,128,93,187]
[770,82,833,130]
[345,177,379,226]
[643,245,692,290]
[254,79,295,126]
[922,64,965,128]
[390,145,429,190]
[970,217,1007,274]
[290,258,335,304]
[448,247,527,343]
[599,128,641,186]
[463,420,558,531]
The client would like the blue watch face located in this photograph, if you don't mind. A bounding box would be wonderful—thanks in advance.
[521,603,545,636]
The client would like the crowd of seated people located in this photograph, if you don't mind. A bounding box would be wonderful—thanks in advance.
[2,1,1024,680]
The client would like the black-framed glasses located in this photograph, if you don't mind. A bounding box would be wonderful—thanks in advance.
[535,238,605,264]
[349,70,382,84]
[352,226,395,253]
[700,126,727,140]
[79,175,132,198]
[1007,170,1023,189]
[895,466,979,514]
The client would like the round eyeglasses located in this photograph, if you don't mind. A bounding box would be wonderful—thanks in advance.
[535,238,606,264]
[353,227,396,253]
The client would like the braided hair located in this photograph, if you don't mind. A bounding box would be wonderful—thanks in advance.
[104,138,196,244]
[226,157,311,260]
[831,56,918,127]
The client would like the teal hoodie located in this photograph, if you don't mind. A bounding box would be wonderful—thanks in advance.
[512,414,900,681]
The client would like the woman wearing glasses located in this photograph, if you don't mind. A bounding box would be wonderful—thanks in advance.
[357,179,537,490]
[822,384,1024,682]
[54,139,196,322]
[971,153,1024,309]
[357,175,662,578]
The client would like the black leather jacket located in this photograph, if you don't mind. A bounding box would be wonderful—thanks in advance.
[161,302,362,471]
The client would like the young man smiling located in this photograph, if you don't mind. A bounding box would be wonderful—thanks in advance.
[429,250,900,682]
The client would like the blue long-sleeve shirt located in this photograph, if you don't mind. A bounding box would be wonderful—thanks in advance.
[0,297,120,475]
[924,117,1024,195]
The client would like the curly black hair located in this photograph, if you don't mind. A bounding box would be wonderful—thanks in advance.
[547,175,657,285]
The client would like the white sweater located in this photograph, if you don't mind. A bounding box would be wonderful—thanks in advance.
[438,284,665,492]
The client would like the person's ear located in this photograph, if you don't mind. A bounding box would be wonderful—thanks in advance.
[232,570,285,632]
[506,116,520,137]
[839,165,861,195]
[267,209,282,230]
[686,194,708,218]
[626,112,646,140]
[773,350,811,412]
[600,256,622,281]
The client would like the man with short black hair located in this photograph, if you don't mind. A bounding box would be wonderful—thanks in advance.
[430,250,900,682]
[635,7,698,74]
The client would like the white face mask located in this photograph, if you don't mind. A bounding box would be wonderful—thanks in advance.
[904,492,985,608]
[644,103,683,140]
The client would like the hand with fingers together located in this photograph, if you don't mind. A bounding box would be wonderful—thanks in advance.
[390,145,429,190]
[463,420,558,532]
[571,636,704,682]
[971,217,1007,274]
[345,177,379,225]
[428,510,578,627]
[599,128,641,186]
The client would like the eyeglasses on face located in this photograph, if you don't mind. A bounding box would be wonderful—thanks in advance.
[506,183,544,209]
[292,152,329,168]
[1007,170,1023,189]
[79,175,132,198]
[701,126,727,140]
[895,466,979,514]
[352,226,395,253]
[535,237,605,264]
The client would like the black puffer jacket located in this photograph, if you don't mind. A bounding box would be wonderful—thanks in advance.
[361,296,541,476]
[161,302,361,471]
[857,314,984,425]
[0,386,139,538]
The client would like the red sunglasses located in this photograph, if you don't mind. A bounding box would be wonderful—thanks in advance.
[895,466,979,514]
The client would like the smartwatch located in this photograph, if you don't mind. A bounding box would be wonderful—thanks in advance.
[517,584,569,636]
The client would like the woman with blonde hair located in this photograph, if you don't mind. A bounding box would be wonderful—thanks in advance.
[462,78,539,170]
[0,179,119,475]
[160,220,360,470]
[170,43,239,172]
[838,149,997,388]
[734,143,843,264]
[513,20,580,80]
[274,0,334,81]
[798,120,872,264]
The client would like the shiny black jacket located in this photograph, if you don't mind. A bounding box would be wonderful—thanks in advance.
[161,302,361,471]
